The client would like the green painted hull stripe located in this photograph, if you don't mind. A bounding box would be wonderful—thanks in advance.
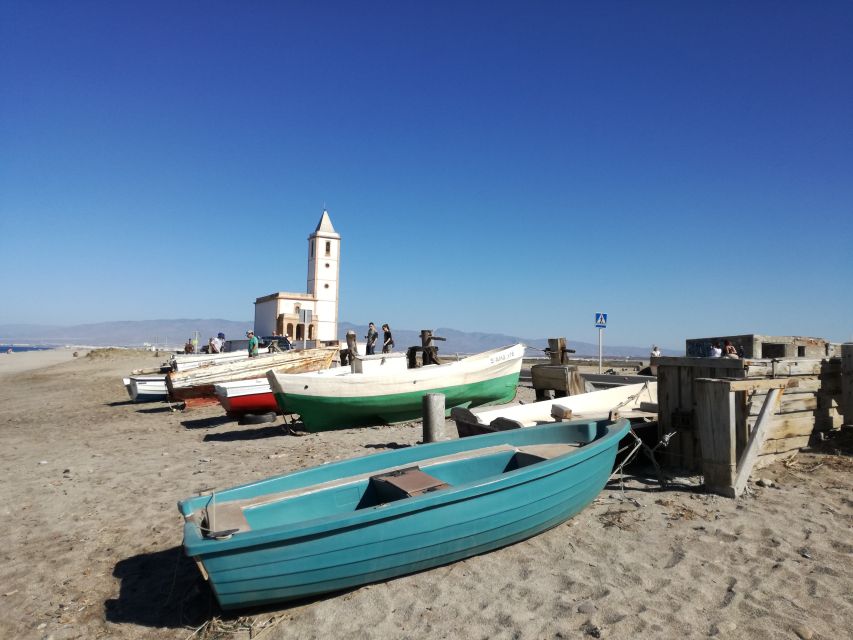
[275,372,520,432]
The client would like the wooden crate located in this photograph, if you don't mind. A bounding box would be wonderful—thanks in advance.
[654,356,842,473]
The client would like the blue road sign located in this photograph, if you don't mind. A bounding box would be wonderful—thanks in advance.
[595,312,607,328]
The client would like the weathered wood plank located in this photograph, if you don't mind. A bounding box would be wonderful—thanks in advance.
[733,387,783,497]
[748,395,817,415]
[760,435,811,455]
[744,359,840,377]
[679,365,696,469]
[747,409,842,431]
[842,344,853,425]
[654,356,746,370]
[695,379,737,496]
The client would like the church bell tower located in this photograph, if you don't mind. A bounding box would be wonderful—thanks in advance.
[307,209,340,342]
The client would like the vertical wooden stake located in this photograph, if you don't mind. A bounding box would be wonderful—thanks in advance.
[423,393,446,443]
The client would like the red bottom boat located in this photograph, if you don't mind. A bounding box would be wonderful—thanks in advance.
[215,378,280,416]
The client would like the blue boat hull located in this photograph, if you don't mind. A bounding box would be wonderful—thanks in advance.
[178,419,628,609]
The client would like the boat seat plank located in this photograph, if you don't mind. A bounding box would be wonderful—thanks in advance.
[225,444,520,512]
[515,443,581,459]
[205,503,252,534]
[371,467,450,500]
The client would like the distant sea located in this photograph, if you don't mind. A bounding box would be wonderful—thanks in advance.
[1,345,54,353]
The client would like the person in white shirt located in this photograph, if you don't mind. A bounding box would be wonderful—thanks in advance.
[709,343,722,357]
[650,345,661,358]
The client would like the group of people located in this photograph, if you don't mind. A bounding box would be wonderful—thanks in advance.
[709,340,742,358]
[649,341,744,359]
[364,322,394,355]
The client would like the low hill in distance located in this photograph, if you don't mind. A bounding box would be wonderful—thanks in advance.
[0,320,681,357]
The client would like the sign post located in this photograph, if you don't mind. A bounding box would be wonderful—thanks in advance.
[594,313,608,373]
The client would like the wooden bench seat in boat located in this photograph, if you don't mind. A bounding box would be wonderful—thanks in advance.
[202,502,251,536]
[370,466,450,502]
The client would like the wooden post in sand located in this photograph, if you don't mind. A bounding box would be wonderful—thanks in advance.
[341,330,358,365]
[422,393,446,442]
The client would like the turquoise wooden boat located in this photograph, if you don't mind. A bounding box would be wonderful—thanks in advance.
[177,417,629,610]
[267,344,524,431]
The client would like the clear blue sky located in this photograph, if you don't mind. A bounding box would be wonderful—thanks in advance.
[2,2,851,349]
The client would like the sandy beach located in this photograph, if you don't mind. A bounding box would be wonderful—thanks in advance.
[1,349,850,640]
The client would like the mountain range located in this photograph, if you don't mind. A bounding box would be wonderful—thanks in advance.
[0,320,681,357]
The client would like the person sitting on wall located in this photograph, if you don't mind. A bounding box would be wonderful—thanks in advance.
[723,340,739,358]
[209,335,223,353]
[184,339,195,354]
[709,342,722,358]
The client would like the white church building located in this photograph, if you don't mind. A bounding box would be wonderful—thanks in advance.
[253,210,340,344]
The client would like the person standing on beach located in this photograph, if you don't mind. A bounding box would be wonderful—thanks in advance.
[381,323,394,353]
[247,330,259,357]
[365,323,379,355]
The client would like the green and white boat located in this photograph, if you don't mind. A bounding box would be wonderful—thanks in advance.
[267,344,525,431]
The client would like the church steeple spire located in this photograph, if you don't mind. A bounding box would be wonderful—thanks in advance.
[315,209,337,235]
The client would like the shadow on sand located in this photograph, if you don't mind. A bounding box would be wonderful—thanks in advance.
[105,546,215,629]
[136,405,175,415]
[203,425,286,442]
[106,400,136,407]
[182,415,235,430]
[363,441,412,451]
[106,546,361,628]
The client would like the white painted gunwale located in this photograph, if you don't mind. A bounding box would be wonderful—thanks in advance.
[171,351,251,371]
[214,378,272,399]
[129,374,168,400]
[268,344,525,399]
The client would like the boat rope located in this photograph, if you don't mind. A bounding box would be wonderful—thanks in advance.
[608,380,652,418]
[609,426,677,492]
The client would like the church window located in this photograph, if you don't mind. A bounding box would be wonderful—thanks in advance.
[325,241,331,256]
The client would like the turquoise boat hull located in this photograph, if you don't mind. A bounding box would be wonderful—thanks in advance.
[177,418,629,610]
[274,371,520,431]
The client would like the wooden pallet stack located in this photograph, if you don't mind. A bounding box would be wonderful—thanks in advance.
[654,356,843,484]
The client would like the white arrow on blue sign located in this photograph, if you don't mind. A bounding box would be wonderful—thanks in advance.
[595,313,607,328]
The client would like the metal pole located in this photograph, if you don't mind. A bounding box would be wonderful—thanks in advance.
[598,328,603,374]
[422,393,446,443]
